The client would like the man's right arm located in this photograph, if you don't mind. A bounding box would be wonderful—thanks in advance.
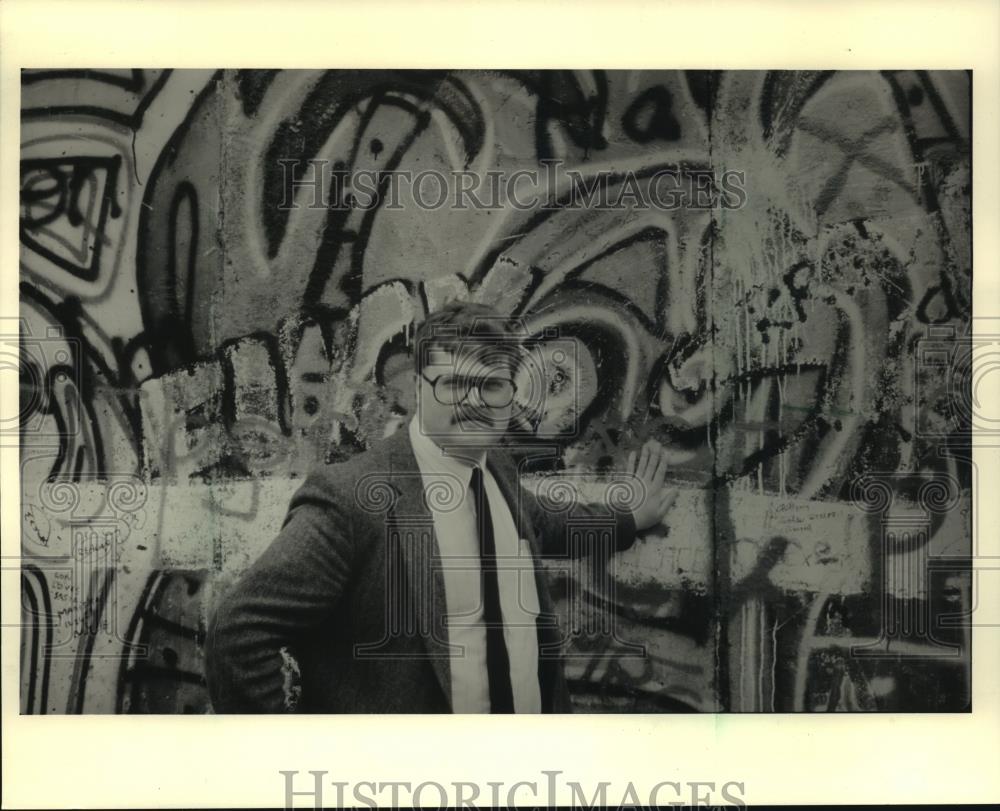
[205,471,357,713]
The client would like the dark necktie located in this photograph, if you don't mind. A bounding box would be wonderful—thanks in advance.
[469,466,515,713]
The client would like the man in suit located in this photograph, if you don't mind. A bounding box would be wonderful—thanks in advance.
[206,301,676,713]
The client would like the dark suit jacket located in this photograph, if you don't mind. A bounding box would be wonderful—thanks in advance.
[205,427,636,713]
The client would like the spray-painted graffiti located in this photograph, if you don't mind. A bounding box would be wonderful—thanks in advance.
[18,69,972,712]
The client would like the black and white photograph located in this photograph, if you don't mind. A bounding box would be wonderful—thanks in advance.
[3,2,999,808]
[16,66,974,715]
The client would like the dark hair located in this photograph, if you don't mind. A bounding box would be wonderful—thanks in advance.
[412,300,520,376]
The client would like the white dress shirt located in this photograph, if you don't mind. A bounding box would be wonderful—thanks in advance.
[408,417,542,713]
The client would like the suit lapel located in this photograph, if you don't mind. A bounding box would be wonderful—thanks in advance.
[485,451,550,602]
[486,451,563,713]
[383,429,453,709]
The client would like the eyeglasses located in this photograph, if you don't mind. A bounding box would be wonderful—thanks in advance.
[420,371,518,408]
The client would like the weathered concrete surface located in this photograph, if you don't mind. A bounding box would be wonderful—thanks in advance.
[19,69,972,713]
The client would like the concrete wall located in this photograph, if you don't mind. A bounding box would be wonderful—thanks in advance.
[19,69,972,713]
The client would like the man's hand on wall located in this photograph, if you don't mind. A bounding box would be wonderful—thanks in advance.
[626,439,678,531]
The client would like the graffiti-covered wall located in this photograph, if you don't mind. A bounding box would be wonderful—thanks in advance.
[18,69,972,713]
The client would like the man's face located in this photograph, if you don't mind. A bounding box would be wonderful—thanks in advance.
[415,345,516,449]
